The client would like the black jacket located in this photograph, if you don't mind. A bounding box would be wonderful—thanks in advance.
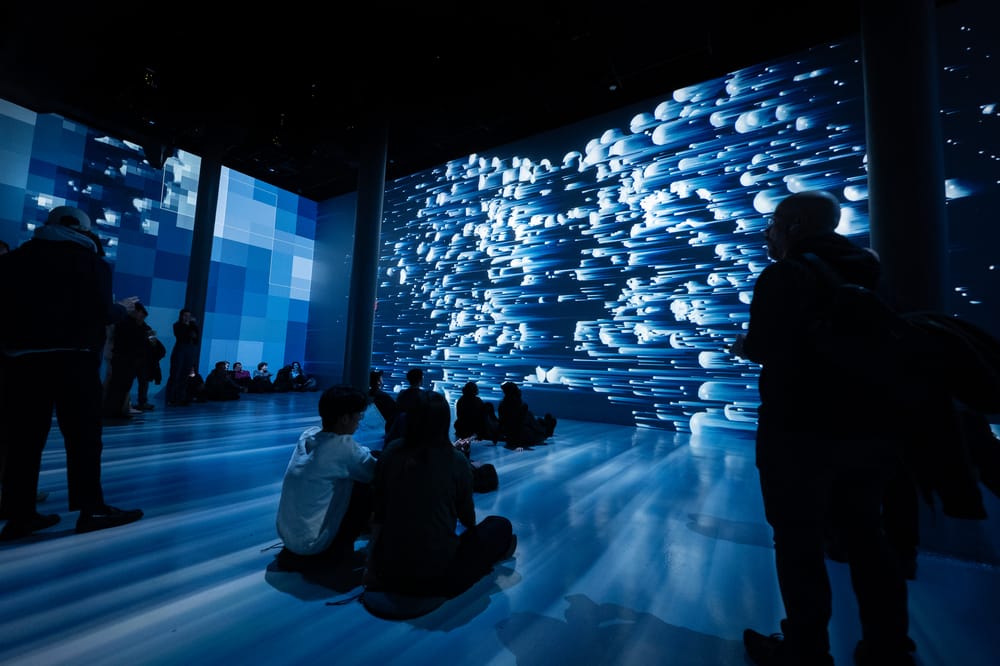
[454,394,498,440]
[741,232,888,440]
[172,320,199,346]
[0,237,126,356]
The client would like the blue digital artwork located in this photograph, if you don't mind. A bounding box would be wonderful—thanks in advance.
[372,12,999,434]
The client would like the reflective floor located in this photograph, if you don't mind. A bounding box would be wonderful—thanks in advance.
[1,392,998,665]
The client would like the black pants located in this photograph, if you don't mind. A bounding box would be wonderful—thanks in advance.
[103,354,140,416]
[283,481,374,569]
[442,515,514,596]
[375,515,514,598]
[758,447,910,659]
[137,376,150,406]
[166,343,198,404]
[1,351,106,518]
[329,481,374,554]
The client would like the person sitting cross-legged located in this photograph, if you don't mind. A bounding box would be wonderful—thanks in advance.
[385,367,426,442]
[365,391,516,598]
[204,361,246,401]
[249,362,275,393]
[497,381,556,449]
[453,381,499,443]
[288,361,318,391]
[229,361,252,391]
[274,385,378,573]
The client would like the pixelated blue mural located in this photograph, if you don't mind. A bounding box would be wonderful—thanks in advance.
[0,103,317,392]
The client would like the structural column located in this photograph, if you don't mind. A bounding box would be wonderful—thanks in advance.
[861,0,948,312]
[344,120,388,392]
[185,157,221,360]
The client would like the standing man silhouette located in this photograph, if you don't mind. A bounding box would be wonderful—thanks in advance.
[733,191,914,666]
[0,206,143,540]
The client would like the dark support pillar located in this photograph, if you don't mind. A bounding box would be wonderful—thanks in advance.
[344,122,388,392]
[861,0,947,312]
[861,1,992,564]
[186,157,221,360]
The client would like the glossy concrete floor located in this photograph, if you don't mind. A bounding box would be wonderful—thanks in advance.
[1,392,998,666]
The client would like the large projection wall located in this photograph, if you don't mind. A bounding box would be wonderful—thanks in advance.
[0,99,202,348]
[0,100,317,390]
[372,5,999,434]
[202,168,317,374]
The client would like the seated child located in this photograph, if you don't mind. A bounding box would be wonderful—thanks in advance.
[275,385,378,572]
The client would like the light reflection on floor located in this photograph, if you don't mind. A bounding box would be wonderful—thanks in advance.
[1,392,997,665]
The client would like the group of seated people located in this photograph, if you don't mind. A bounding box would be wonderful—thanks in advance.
[183,360,319,402]
[274,383,517,604]
[270,369,561,609]
[369,368,557,449]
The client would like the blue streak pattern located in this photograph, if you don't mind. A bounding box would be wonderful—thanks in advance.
[374,14,999,434]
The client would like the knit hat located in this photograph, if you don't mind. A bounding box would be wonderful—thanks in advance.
[45,206,92,231]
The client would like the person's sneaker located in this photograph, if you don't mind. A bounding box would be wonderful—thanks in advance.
[743,629,833,666]
[0,512,61,541]
[75,505,144,534]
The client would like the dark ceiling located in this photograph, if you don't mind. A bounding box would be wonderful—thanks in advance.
[0,2,865,201]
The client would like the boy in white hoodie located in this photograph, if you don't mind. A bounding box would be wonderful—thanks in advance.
[275,385,377,572]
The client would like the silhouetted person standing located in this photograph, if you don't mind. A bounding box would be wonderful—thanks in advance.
[369,369,398,437]
[166,308,199,405]
[102,301,151,419]
[733,191,913,666]
[0,206,143,540]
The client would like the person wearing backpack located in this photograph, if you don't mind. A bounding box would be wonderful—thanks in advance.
[732,191,914,666]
